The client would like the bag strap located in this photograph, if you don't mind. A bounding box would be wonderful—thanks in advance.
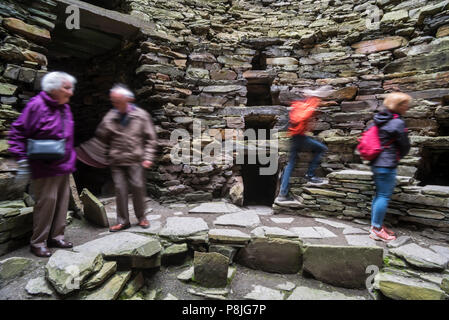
[383,138,395,148]
[375,112,401,149]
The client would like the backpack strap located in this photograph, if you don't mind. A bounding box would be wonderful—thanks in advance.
[382,138,395,148]
[378,113,400,149]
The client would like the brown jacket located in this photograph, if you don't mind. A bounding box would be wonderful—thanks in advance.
[95,105,158,166]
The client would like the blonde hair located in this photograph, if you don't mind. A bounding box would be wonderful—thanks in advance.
[383,92,412,113]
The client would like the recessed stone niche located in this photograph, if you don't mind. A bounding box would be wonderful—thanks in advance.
[417,148,449,187]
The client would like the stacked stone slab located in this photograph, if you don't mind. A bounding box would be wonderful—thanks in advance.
[0,0,55,159]
[42,232,162,299]
[374,241,449,300]
[274,169,449,235]
[0,200,33,256]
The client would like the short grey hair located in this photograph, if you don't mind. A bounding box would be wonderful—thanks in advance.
[110,84,134,99]
[41,71,77,92]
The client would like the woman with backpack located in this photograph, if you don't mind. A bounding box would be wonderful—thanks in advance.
[368,92,412,242]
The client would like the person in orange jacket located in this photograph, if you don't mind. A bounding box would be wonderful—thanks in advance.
[275,86,334,203]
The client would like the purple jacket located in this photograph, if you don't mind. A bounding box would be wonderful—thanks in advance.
[8,91,77,179]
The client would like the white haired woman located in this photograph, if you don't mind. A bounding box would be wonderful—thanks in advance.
[8,71,77,257]
[369,92,412,242]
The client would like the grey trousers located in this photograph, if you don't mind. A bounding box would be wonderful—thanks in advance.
[30,174,70,248]
[110,165,146,225]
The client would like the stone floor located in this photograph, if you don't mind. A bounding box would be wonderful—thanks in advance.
[0,197,448,300]
[100,197,448,251]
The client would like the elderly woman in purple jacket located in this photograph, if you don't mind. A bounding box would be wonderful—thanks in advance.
[8,72,77,257]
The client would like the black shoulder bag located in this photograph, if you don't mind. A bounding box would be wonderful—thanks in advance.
[27,110,66,160]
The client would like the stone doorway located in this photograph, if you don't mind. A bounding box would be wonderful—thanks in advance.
[241,163,278,206]
[45,0,144,196]
[241,114,279,206]
[416,148,449,186]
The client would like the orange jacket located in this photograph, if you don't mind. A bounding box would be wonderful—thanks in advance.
[288,97,321,136]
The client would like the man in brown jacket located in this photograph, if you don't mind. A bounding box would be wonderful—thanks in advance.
[95,84,158,232]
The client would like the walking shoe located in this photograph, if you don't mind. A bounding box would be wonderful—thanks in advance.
[370,225,396,237]
[382,225,395,236]
[369,227,396,242]
[30,245,52,258]
[48,239,73,248]
[305,175,325,184]
[275,194,295,202]
[275,194,302,206]
[109,223,131,232]
[138,219,150,229]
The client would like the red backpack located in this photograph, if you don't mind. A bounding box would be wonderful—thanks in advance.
[357,123,395,161]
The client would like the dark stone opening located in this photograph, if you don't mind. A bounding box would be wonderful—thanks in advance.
[438,121,449,136]
[242,114,278,205]
[244,114,277,133]
[247,51,273,106]
[45,10,141,196]
[416,148,449,186]
[242,163,278,206]
[251,51,267,70]
[247,83,273,106]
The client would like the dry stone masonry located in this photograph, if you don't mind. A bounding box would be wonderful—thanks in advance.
[1,0,449,300]
[1,0,449,234]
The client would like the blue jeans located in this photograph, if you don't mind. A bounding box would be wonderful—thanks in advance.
[279,135,328,196]
[371,166,397,229]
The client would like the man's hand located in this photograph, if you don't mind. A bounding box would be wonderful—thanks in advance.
[142,160,152,169]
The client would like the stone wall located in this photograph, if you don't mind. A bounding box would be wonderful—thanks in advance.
[121,0,449,205]
[273,169,449,235]
[2,0,449,234]
[0,0,56,200]
[119,0,449,235]
[0,200,34,256]
[0,0,56,255]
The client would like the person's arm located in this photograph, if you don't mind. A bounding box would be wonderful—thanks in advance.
[94,113,111,145]
[395,120,410,158]
[142,112,158,167]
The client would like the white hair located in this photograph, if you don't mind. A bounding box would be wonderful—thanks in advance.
[41,72,77,92]
[110,84,134,99]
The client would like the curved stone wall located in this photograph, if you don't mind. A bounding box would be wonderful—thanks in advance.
[1,0,449,235]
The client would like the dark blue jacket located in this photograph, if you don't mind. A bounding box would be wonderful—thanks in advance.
[370,108,410,168]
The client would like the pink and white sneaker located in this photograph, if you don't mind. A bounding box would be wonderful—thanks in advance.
[382,225,395,236]
[370,225,396,236]
[369,226,396,242]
